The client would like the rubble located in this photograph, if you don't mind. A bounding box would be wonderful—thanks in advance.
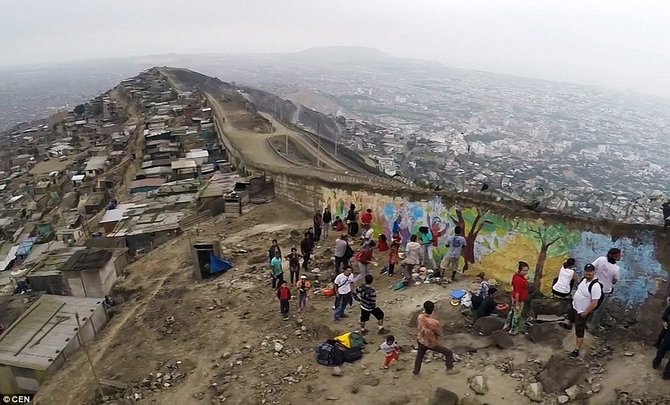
[468,375,488,395]
[525,382,543,402]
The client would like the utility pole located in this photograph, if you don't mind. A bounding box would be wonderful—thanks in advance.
[316,122,321,168]
[76,312,104,400]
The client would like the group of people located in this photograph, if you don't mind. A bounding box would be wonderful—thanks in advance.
[500,248,622,359]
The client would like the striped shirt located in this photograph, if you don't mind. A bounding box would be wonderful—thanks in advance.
[353,285,377,311]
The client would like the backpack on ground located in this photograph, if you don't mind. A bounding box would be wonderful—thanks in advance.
[335,341,363,363]
[315,339,345,366]
[582,278,605,311]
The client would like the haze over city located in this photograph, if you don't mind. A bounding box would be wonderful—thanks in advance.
[1,0,670,97]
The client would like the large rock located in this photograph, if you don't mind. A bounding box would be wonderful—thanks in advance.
[525,382,544,402]
[409,300,468,332]
[527,323,566,348]
[537,355,587,393]
[459,398,482,405]
[490,331,514,349]
[468,375,488,395]
[430,388,459,405]
[473,316,505,336]
[448,333,494,353]
[531,299,570,317]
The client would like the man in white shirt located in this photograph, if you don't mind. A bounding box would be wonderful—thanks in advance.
[587,248,621,333]
[562,264,603,358]
[402,234,422,281]
[334,267,356,321]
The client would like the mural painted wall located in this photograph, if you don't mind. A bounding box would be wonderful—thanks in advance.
[321,188,667,306]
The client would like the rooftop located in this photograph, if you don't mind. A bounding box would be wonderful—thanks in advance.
[84,156,108,171]
[0,294,104,371]
[171,159,197,170]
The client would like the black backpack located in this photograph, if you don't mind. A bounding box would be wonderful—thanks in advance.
[315,340,345,366]
[582,278,605,311]
[336,342,363,363]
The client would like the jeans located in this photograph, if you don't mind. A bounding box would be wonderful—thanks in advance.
[335,292,352,319]
[314,226,321,242]
[272,272,284,289]
[280,299,289,315]
[359,262,370,276]
[302,253,311,271]
[402,263,416,280]
[388,263,395,275]
[422,245,435,268]
[587,293,610,331]
[413,341,454,374]
[323,225,329,238]
[290,268,299,284]
[334,256,345,274]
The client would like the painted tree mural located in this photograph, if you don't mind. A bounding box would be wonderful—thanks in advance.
[518,222,582,288]
[449,207,492,271]
[528,226,561,288]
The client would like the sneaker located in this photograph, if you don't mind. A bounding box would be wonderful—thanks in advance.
[569,349,580,359]
[360,328,369,335]
[377,327,388,334]
[341,314,349,318]
[332,305,336,310]
[446,368,460,375]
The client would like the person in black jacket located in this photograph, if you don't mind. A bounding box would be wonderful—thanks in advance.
[322,207,332,239]
[300,233,314,271]
[653,297,670,378]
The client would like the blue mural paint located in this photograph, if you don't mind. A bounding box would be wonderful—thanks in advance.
[572,231,665,306]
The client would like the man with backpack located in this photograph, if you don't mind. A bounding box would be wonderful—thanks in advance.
[356,240,375,277]
[561,264,603,359]
[353,274,386,334]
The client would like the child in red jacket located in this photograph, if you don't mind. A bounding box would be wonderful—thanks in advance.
[277,280,291,319]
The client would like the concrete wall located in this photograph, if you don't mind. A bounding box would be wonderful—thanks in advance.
[268,175,669,339]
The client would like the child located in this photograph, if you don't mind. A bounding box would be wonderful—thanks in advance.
[277,280,291,319]
[296,275,312,311]
[285,248,303,284]
[391,231,401,245]
[377,234,389,252]
[388,240,399,277]
[379,335,400,369]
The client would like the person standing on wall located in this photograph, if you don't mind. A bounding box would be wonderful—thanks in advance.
[322,207,332,239]
[441,226,467,282]
[587,248,621,334]
[560,264,603,359]
[313,210,323,244]
[412,300,459,376]
[503,261,530,335]
[402,234,422,283]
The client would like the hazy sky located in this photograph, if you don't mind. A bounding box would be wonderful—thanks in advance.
[1,0,669,96]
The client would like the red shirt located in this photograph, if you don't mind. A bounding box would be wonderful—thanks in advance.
[277,286,291,300]
[389,246,399,265]
[511,273,529,302]
[357,247,373,264]
[361,212,372,225]
[377,239,389,252]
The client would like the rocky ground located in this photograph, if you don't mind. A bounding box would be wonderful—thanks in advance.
[35,201,670,405]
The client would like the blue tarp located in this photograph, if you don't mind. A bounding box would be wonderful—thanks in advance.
[209,253,233,274]
[16,237,37,257]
